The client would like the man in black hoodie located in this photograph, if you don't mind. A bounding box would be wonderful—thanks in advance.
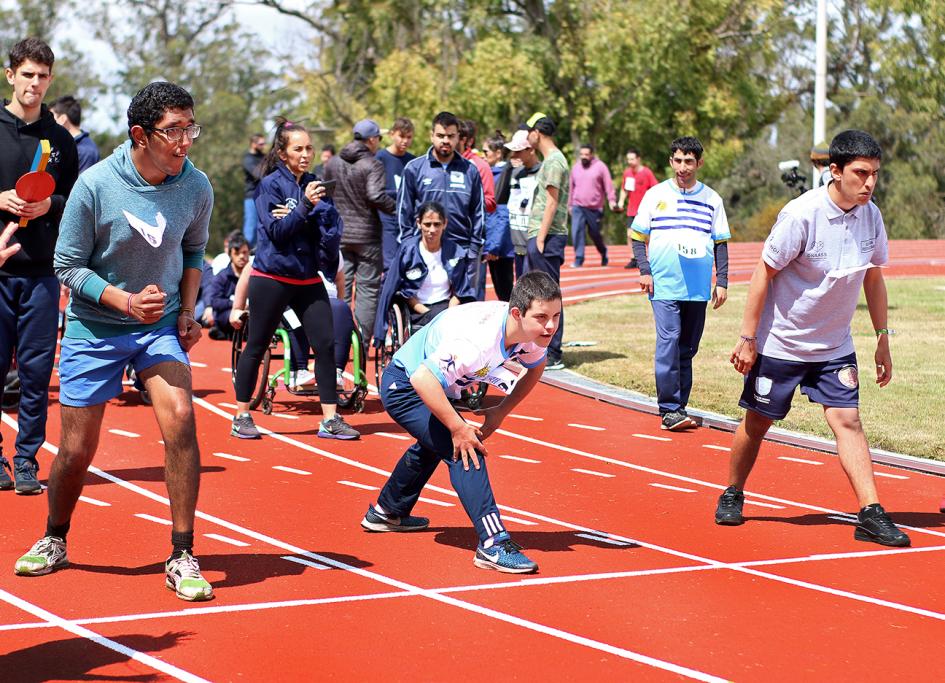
[324,119,395,336]
[0,38,79,494]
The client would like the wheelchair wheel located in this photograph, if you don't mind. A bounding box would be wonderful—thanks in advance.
[338,324,368,412]
[373,301,410,389]
[231,322,270,411]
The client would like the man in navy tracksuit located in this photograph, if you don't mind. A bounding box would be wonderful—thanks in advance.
[0,38,78,494]
[396,112,484,297]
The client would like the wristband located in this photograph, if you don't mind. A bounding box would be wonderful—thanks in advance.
[126,293,135,317]
[875,328,892,337]
[179,307,194,316]
[739,335,757,342]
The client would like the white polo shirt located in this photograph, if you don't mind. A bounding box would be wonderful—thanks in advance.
[758,184,888,362]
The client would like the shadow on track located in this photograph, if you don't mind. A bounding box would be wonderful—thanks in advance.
[431,527,640,552]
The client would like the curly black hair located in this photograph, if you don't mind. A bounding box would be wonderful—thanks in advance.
[126,82,195,140]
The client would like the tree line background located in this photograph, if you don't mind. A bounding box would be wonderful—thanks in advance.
[2,0,942,251]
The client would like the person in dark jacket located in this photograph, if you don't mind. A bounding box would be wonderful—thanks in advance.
[205,233,249,340]
[374,201,474,343]
[0,38,79,494]
[397,112,485,298]
[241,133,266,247]
[49,96,99,173]
[229,119,359,441]
[324,119,395,337]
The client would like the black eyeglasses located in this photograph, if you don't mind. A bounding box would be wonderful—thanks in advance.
[147,125,202,142]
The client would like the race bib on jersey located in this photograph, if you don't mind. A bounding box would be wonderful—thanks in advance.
[676,241,705,259]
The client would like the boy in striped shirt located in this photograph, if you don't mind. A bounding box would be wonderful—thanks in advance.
[630,136,730,431]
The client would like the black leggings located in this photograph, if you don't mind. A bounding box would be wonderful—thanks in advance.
[234,276,336,406]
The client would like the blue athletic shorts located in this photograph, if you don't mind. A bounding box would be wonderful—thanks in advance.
[738,352,859,420]
[59,326,189,407]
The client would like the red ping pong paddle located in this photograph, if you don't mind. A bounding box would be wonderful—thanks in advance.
[17,139,53,227]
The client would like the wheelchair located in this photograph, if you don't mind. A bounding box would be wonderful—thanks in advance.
[231,313,368,415]
[373,298,487,411]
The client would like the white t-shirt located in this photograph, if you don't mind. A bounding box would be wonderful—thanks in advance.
[759,184,888,362]
[414,243,451,304]
[392,301,546,398]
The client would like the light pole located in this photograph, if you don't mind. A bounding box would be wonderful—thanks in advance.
[813,0,827,185]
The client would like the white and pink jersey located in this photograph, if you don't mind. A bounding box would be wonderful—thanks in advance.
[391,301,547,398]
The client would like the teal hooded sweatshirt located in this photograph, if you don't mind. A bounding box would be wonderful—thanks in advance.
[55,140,212,339]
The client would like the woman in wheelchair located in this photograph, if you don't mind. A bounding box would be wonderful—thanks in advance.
[228,119,360,441]
[373,201,475,343]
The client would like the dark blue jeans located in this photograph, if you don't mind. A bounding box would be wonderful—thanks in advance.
[377,363,505,544]
[0,276,59,469]
[570,206,607,265]
[650,299,708,414]
[525,234,566,359]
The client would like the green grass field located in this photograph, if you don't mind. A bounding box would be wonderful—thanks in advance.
[563,277,945,461]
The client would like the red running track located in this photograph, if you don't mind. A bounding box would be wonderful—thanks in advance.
[0,241,943,681]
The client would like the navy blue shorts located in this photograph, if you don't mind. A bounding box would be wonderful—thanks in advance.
[739,352,859,420]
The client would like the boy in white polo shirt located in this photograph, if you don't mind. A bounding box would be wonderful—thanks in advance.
[715,130,909,548]
[631,136,730,431]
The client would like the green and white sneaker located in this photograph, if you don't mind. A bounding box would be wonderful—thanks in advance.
[15,536,68,576]
[165,551,214,601]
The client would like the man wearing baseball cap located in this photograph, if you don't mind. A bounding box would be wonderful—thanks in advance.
[502,130,542,279]
[524,113,568,370]
[325,118,395,335]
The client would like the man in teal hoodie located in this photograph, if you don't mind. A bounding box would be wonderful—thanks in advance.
[14,82,215,602]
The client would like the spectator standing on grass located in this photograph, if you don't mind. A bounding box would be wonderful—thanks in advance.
[618,148,658,269]
[325,119,395,336]
[503,129,542,279]
[630,136,730,431]
[715,130,910,549]
[0,38,79,494]
[524,112,568,370]
[568,143,616,268]
[375,117,415,269]
[50,95,99,173]
[483,132,515,301]
[14,81,213,601]
[398,111,484,299]
[241,133,266,247]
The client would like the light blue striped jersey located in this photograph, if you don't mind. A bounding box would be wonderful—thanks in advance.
[631,179,730,301]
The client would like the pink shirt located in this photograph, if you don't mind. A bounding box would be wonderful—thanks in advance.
[568,157,616,211]
[621,165,659,217]
[463,149,496,213]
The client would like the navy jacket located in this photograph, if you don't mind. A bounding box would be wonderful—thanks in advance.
[396,147,484,251]
[484,163,514,258]
[252,163,342,280]
[205,265,240,323]
[373,235,475,344]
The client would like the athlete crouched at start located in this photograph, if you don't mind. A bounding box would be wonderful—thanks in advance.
[362,271,561,573]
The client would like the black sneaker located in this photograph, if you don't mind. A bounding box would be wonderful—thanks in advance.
[14,462,42,495]
[0,455,13,491]
[360,504,429,532]
[601,255,609,267]
[854,504,910,547]
[715,486,745,525]
[624,258,638,270]
[230,412,262,439]
[660,411,692,431]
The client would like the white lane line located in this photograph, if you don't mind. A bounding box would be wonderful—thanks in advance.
[501,515,538,526]
[189,361,207,368]
[218,402,238,410]
[375,431,411,440]
[744,500,786,510]
[417,496,454,507]
[703,445,731,452]
[874,471,909,480]
[108,429,140,438]
[568,423,605,431]
[572,468,616,478]
[508,413,543,421]
[500,455,542,464]
[575,533,635,547]
[273,465,311,475]
[220,367,232,372]
[269,412,299,420]
[134,513,172,526]
[650,483,697,493]
[282,556,331,570]
[778,456,824,465]
[204,533,251,547]
[78,495,110,507]
[338,480,379,491]
[0,588,210,683]
[212,451,250,462]
[632,433,671,442]
[157,440,165,445]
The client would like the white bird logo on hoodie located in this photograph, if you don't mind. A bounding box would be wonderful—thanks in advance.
[123,210,167,248]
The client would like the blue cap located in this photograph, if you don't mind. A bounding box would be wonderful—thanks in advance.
[353,119,381,139]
